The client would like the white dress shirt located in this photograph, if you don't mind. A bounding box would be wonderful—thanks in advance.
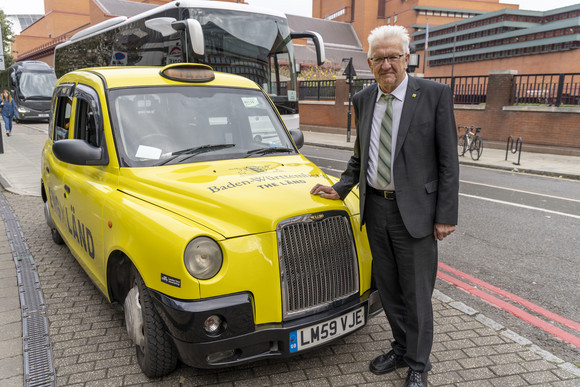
[367,74,408,191]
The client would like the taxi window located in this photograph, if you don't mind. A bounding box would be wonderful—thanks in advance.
[109,86,295,167]
[53,96,72,141]
[73,85,102,147]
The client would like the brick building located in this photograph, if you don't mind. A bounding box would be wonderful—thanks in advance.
[313,0,580,77]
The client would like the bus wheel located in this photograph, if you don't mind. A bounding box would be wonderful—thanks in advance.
[124,269,178,378]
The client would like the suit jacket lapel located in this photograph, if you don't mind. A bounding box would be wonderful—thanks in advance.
[360,84,378,172]
[394,77,420,160]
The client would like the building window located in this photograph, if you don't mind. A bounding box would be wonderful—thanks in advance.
[377,0,385,19]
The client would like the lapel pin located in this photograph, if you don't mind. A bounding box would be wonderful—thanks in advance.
[412,93,417,98]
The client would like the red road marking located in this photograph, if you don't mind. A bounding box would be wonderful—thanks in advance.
[438,262,580,333]
[437,270,580,348]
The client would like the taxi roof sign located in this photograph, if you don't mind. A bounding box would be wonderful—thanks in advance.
[160,63,215,83]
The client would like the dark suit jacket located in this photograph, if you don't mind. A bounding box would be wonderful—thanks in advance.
[333,76,459,239]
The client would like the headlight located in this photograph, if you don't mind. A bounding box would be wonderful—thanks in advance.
[17,106,30,113]
[184,237,223,280]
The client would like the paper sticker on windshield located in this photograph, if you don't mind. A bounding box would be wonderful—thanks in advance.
[135,145,162,159]
[242,97,260,108]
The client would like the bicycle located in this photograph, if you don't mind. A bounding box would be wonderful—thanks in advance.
[458,125,483,161]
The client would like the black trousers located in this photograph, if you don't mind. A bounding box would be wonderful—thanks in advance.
[365,192,438,372]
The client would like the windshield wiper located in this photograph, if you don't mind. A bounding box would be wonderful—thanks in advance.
[245,147,293,158]
[156,144,235,166]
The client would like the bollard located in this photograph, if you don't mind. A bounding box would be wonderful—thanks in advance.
[505,136,523,165]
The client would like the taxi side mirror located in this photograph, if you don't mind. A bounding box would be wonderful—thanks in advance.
[53,139,108,165]
[289,128,304,149]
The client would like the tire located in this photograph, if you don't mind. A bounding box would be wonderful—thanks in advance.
[127,269,178,378]
[458,135,467,156]
[470,136,483,161]
[51,227,65,245]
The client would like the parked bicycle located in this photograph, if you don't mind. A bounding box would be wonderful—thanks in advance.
[458,125,483,160]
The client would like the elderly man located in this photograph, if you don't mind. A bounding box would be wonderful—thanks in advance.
[311,25,459,387]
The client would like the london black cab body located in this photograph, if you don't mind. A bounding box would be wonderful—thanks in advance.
[41,63,381,377]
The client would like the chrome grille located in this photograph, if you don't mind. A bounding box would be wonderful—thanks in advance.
[277,210,359,320]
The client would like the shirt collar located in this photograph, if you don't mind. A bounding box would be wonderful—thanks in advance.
[376,73,408,103]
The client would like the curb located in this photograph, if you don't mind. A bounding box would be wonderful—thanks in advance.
[305,141,580,180]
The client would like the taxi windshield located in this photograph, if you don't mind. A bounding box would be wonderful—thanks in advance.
[109,86,296,167]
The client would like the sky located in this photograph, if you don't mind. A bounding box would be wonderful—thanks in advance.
[1,0,579,17]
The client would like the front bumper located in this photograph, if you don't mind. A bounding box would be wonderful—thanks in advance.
[150,288,382,368]
[16,108,50,122]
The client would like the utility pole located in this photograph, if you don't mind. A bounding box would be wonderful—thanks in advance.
[342,57,356,143]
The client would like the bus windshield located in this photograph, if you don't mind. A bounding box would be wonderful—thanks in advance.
[18,72,57,99]
[187,8,297,113]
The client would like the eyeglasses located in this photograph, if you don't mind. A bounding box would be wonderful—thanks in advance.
[369,54,405,65]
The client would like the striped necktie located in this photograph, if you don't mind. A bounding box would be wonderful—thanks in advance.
[377,94,394,188]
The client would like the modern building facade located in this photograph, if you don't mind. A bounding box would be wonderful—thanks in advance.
[313,0,580,77]
[413,4,580,77]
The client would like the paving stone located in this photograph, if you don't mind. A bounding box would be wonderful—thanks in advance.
[428,370,464,385]
[489,363,528,377]
[327,372,368,386]
[521,370,562,384]
[489,375,528,386]
[457,356,494,369]
[458,367,496,381]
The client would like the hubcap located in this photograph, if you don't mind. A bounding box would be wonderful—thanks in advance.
[124,285,145,348]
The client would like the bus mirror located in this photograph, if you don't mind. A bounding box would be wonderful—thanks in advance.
[145,17,179,37]
[171,19,205,57]
[291,31,326,66]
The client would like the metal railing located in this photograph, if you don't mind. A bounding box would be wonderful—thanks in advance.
[298,80,336,100]
[426,75,488,104]
[297,74,580,106]
[512,73,580,106]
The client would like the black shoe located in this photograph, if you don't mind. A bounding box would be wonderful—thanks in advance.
[5,132,9,136]
[405,369,428,387]
[369,350,408,375]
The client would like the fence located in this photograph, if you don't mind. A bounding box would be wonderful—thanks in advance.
[298,73,580,107]
[512,73,580,106]
[298,80,336,100]
[426,75,488,104]
[299,76,488,104]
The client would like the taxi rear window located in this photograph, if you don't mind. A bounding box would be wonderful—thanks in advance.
[109,86,295,167]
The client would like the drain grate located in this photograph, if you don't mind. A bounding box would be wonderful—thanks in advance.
[0,193,55,387]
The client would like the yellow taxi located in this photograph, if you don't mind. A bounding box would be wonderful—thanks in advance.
[41,63,381,377]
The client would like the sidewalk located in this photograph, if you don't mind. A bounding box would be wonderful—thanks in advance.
[0,123,579,386]
[303,131,580,180]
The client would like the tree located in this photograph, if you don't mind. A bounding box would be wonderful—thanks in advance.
[0,10,14,89]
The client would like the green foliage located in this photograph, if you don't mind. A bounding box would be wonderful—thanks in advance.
[0,10,15,89]
[0,9,15,67]
[298,62,342,81]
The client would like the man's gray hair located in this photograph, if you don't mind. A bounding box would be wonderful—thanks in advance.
[367,25,410,57]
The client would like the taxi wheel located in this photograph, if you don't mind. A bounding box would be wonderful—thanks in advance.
[51,227,65,245]
[132,270,178,378]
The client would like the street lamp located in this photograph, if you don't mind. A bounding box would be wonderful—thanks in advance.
[342,57,357,142]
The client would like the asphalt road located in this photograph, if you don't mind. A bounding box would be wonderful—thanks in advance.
[301,144,580,365]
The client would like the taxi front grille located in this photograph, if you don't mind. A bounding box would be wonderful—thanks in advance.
[277,210,359,320]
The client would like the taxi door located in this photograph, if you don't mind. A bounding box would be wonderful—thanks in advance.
[59,83,111,290]
[43,84,74,238]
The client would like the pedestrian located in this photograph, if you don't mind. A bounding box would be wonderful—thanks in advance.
[310,25,459,387]
[1,90,18,136]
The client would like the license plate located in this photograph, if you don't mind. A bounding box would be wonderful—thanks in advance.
[39,114,49,118]
[289,306,365,353]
